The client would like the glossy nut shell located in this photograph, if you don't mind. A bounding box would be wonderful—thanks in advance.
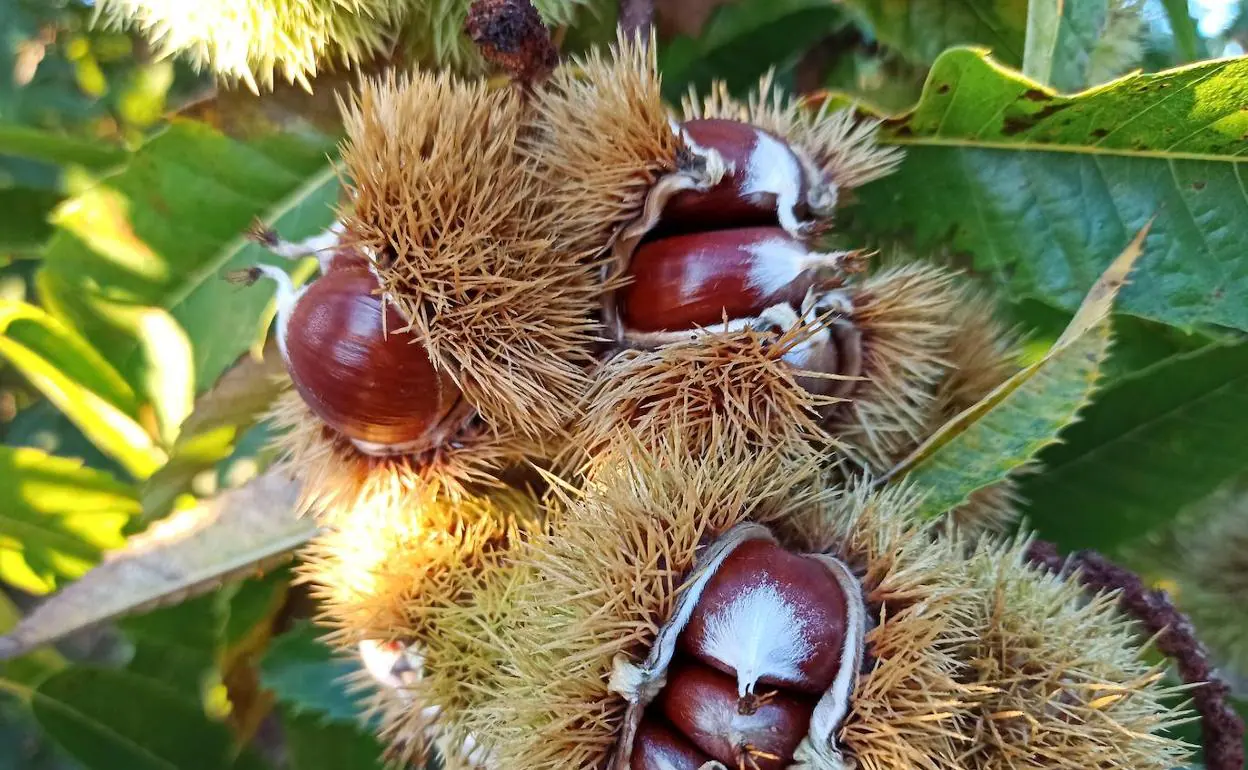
[678,538,848,695]
[663,118,809,233]
[630,716,715,770]
[619,227,837,333]
[657,659,815,770]
[284,268,461,452]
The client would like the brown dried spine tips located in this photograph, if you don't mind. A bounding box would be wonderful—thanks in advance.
[665,119,812,235]
[658,661,815,770]
[678,539,849,696]
[619,227,855,334]
[253,264,467,457]
[630,718,714,770]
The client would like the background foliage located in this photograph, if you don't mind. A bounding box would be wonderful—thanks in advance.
[1,0,1246,768]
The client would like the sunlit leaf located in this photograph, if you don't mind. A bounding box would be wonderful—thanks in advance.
[850,49,1248,333]
[0,301,163,478]
[39,120,338,405]
[0,471,314,660]
[0,446,138,595]
[886,225,1147,517]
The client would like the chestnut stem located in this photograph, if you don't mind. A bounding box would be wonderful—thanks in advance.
[1025,540,1245,770]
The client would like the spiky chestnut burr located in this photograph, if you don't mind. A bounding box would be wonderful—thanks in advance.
[234,264,470,456]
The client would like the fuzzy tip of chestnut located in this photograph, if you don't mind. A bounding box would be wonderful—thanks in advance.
[465,0,558,83]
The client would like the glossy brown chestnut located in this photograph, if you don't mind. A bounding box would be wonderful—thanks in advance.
[619,228,845,333]
[678,539,848,696]
[630,716,715,770]
[281,267,463,454]
[663,119,809,234]
[657,659,815,770]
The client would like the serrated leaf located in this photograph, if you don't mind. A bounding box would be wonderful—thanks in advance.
[657,0,844,99]
[0,471,315,660]
[282,708,386,770]
[141,346,289,522]
[0,301,162,479]
[1023,0,1112,91]
[848,49,1248,333]
[28,666,264,770]
[260,623,366,724]
[118,593,223,697]
[839,0,1027,66]
[0,446,137,595]
[886,225,1147,518]
[38,120,338,406]
[1023,341,1248,552]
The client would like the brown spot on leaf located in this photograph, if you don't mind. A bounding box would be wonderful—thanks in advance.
[937,83,951,94]
[1192,181,1207,191]
[1023,88,1048,101]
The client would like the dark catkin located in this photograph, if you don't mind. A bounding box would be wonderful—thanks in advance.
[1026,540,1246,770]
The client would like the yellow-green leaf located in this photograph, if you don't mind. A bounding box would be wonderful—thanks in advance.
[0,447,139,595]
[886,224,1149,518]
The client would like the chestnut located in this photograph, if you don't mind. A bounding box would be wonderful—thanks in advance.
[665,119,810,234]
[249,264,468,456]
[678,539,848,696]
[618,228,853,334]
[657,659,815,770]
[630,716,714,770]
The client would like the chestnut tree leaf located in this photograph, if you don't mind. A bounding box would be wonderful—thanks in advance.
[281,709,386,770]
[1022,0,1117,91]
[885,224,1147,518]
[0,302,162,479]
[140,345,289,522]
[260,622,368,724]
[0,447,138,595]
[25,666,267,770]
[1023,341,1248,552]
[847,48,1248,334]
[38,120,338,420]
[838,0,1027,67]
[0,471,316,661]
[658,0,845,99]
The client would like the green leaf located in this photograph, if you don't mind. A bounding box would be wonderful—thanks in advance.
[140,345,289,522]
[849,49,1248,333]
[1022,341,1248,552]
[1023,0,1111,92]
[0,592,65,687]
[0,125,128,170]
[260,623,366,724]
[886,225,1146,518]
[38,120,338,407]
[1158,0,1206,63]
[658,0,844,99]
[281,708,386,770]
[29,666,261,770]
[118,594,223,697]
[839,0,1027,66]
[0,301,162,478]
[0,446,137,595]
[0,471,312,660]
[0,187,62,250]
